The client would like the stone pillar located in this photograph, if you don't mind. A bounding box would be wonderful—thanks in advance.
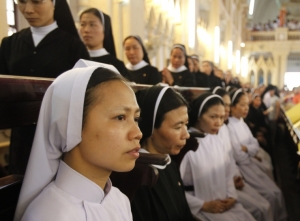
[0,0,8,39]
[273,52,288,88]
[207,0,220,63]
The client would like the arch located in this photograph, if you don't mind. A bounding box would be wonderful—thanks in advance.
[267,71,272,84]
[250,70,255,86]
[258,69,264,85]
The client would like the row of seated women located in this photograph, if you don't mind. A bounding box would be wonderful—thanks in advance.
[12,60,287,221]
[0,1,223,89]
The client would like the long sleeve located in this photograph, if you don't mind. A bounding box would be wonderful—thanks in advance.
[183,71,196,87]
[242,123,259,157]
[228,125,251,165]
[131,187,154,221]
[180,153,203,215]
[224,146,238,199]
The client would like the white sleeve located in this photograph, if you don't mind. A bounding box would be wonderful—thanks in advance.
[243,123,259,157]
[224,146,238,199]
[180,153,204,215]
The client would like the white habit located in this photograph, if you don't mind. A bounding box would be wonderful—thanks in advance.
[180,128,255,221]
[21,161,132,221]
[218,124,273,221]
[228,117,287,221]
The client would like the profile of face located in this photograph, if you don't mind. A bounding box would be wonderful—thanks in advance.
[170,48,185,69]
[151,106,190,155]
[197,104,225,134]
[17,0,55,27]
[187,57,195,73]
[124,37,144,65]
[80,12,105,50]
[269,89,275,96]
[231,94,249,119]
[77,80,142,173]
[252,96,262,108]
[201,62,213,75]
[222,94,231,121]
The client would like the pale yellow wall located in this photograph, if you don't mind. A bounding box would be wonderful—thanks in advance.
[0,0,8,40]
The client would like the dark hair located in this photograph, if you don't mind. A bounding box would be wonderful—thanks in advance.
[211,87,228,98]
[82,67,127,127]
[80,8,103,24]
[189,93,224,127]
[154,89,188,129]
[229,89,246,106]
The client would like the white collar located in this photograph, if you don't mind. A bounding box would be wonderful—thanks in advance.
[139,148,171,169]
[126,60,148,70]
[30,21,58,36]
[229,116,243,123]
[88,48,109,58]
[30,21,58,46]
[55,160,111,203]
[167,64,187,73]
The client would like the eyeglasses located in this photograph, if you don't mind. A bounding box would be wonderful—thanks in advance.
[14,0,47,5]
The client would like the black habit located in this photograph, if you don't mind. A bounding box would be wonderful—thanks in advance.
[0,28,89,77]
[131,160,195,221]
[127,65,161,85]
[91,55,131,80]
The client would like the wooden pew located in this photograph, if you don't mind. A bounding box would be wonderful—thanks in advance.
[0,75,207,219]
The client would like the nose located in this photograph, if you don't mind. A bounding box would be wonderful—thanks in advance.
[182,126,190,140]
[216,118,223,127]
[23,2,34,13]
[129,122,143,141]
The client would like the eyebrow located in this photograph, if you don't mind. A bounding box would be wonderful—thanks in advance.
[174,120,188,125]
[117,106,141,113]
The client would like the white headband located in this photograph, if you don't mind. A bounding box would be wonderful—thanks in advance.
[198,94,223,117]
[225,86,231,92]
[212,86,222,94]
[98,10,105,30]
[252,93,260,100]
[152,87,170,133]
[172,44,186,53]
[231,88,243,104]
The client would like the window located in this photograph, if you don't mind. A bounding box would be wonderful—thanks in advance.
[6,0,17,36]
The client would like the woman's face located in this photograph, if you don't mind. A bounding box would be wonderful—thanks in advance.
[197,104,225,134]
[80,13,105,50]
[187,57,194,72]
[252,96,261,108]
[124,37,144,65]
[222,95,231,121]
[193,59,199,72]
[78,80,142,172]
[170,48,185,69]
[231,94,249,119]
[151,106,190,155]
[18,0,54,27]
[201,62,212,75]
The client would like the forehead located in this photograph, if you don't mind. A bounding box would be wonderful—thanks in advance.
[80,13,101,22]
[204,104,225,115]
[125,37,140,45]
[163,106,188,123]
[171,48,184,56]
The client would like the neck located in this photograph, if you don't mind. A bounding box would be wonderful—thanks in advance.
[142,138,164,154]
[88,44,104,51]
[231,115,241,119]
[63,146,110,190]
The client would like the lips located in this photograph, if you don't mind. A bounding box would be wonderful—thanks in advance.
[126,147,140,158]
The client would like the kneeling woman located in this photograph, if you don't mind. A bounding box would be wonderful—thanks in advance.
[131,86,194,221]
[180,92,255,221]
[15,61,142,221]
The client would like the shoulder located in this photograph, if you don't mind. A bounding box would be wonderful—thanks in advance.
[147,65,159,72]
[21,183,84,221]
[1,28,29,46]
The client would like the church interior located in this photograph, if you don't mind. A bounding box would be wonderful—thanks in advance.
[1,0,300,220]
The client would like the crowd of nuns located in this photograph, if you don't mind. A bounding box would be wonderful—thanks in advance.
[0,1,288,221]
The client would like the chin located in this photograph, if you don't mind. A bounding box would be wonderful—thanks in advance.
[114,162,136,172]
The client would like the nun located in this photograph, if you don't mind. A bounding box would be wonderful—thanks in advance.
[0,0,89,78]
[228,89,273,179]
[14,60,142,221]
[0,0,90,175]
[161,44,195,87]
[201,61,222,88]
[123,35,161,85]
[131,86,194,221]
[180,92,255,221]
[228,88,287,221]
[79,8,131,80]
[191,54,209,88]
[212,87,273,221]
